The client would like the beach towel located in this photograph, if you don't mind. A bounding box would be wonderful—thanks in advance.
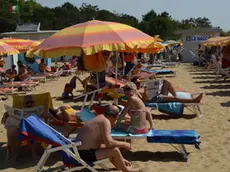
[12,92,54,111]
[146,130,200,149]
[145,102,184,117]
[141,68,174,74]
[111,129,200,149]
[145,92,193,117]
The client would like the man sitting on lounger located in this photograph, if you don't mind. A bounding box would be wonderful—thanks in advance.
[75,106,142,172]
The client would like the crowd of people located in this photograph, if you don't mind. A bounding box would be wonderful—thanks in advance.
[1,49,205,172]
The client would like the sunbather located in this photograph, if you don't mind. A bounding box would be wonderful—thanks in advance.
[131,78,203,103]
[75,108,142,172]
[115,82,154,134]
[1,95,37,162]
[48,105,75,122]
[15,60,28,81]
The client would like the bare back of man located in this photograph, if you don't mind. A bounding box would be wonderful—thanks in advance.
[75,115,142,172]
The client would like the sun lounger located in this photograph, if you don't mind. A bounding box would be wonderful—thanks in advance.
[141,67,175,75]
[3,81,39,92]
[0,87,17,98]
[105,76,126,87]
[76,108,201,161]
[144,80,203,117]
[142,62,179,68]
[18,115,110,172]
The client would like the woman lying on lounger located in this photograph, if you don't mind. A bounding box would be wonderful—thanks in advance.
[131,77,203,103]
[115,82,154,134]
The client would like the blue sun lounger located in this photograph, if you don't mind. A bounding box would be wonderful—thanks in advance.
[77,108,201,161]
[141,67,174,75]
[18,115,110,172]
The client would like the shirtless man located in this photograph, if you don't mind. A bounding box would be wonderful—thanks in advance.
[75,107,142,172]
[116,82,154,134]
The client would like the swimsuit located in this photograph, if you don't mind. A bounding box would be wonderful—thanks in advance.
[64,107,75,116]
[78,149,97,162]
[127,108,149,134]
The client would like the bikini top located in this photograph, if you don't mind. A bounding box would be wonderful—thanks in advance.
[128,108,150,116]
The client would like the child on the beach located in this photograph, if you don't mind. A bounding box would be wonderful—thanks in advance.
[62,76,77,99]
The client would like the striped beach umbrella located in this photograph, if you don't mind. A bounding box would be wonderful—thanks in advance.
[34,20,155,58]
[135,42,165,53]
[0,41,20,55]
[0,38,34,52]
[202,36,230,47]
[26,39,45,57]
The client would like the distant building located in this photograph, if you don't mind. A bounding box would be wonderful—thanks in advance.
[176,28,221,62]
[0,23,56,70]
[0,23,59,40]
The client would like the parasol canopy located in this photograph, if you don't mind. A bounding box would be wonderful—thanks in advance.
[0,41,20,55]
[201,36,230,47]
[0,38,34,52]
[26,39,45,57]
[34,20,155,58]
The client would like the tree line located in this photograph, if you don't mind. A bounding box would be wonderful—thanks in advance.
[1,0,224,40]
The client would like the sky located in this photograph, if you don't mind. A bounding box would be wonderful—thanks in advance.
[36,0,229,31]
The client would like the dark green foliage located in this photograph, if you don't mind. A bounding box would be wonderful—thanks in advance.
[0,0,218,39]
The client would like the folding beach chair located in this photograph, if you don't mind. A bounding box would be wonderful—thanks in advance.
[144,80,203,117]
[18,115,110,172]
[212,59,230,81]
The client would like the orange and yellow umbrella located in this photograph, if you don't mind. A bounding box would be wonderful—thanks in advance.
[34,20,155,58]
[135,42,165,53]
[30,39,45,49]
[26,39,45,57]
[154,35,163,42]
[0,38,34,52]
[201,36,230,46]
[0,41,20,55]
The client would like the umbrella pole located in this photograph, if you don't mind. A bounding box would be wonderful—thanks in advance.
[115,52,118,85]
[96,72,102,104]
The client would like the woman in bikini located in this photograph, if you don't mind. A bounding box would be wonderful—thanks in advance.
[115,82,154,134]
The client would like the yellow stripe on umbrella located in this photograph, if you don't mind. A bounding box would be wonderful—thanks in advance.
[135,42,165,53]
[0,41,20,55]
[201,37,229,46]
[26,39,45,57]
[34,20,155,58]
[0,38,34,52]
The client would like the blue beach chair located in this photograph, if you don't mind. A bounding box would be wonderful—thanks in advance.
[18,115,110,172]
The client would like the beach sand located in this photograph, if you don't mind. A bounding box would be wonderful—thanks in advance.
[0,64,230,172]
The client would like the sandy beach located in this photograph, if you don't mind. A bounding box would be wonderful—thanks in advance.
[0,64,230,172]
